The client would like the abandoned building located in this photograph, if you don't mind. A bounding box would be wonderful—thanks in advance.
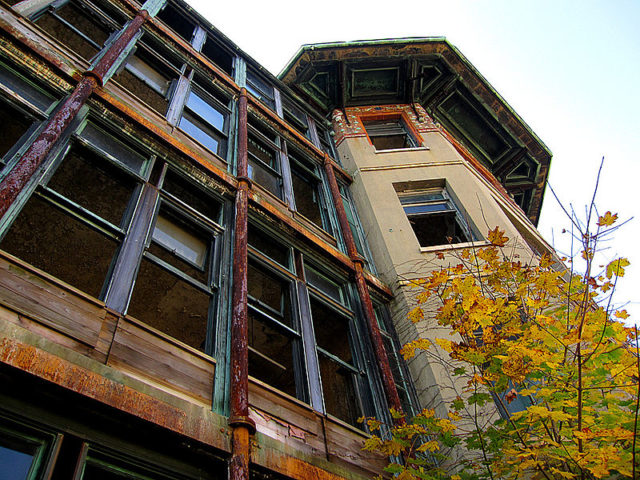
[0,0,553,478]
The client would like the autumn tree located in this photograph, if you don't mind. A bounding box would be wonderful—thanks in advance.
[362,198,637,479]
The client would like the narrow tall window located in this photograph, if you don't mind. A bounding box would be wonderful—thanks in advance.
[282,98,309,138]
[399,187,475,247]
[363,118,417,150]
[127,170,223,354]
[246,70,275,110]
[178,82,230,158]
[247,121,283,199]
[289,152,330,232]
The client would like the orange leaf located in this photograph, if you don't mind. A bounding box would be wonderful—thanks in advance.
[488,226,508,247]
[597,211,618,226]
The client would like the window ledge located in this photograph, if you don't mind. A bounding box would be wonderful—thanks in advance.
[420,240,491,253]
[374,146,430,154]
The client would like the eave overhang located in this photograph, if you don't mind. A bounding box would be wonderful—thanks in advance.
[279,37,552,225]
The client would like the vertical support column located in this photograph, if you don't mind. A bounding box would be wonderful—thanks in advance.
[322,156,403,416]
[0,10,150,220]
[228,88,255,480]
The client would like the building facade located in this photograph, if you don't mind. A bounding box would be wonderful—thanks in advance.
[0,0,552,479]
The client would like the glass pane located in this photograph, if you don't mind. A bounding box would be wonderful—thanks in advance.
[152,214,208,268]
[185,91,225,132]
[0,63,55,111]
[162,171,221,222]
[0,444,35,480]
[248,311,297,397]
[248,160,281,198]
[0,102,32,159]
[80,124,147,175]
[147,242,207,284]
[310,298,352,364]
[128,258,210,352]
[47,145,137,227]
[305,267,343,304]
[248,224,290,269]
[1,196,118,299]
[114,68,169,114]
[126,55,170,95]
[318,354,361,427]
[179,114,221,155]
[247,263,291,326]
[403,203,451,215]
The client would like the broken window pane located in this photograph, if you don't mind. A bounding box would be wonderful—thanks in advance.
[399,188,474,247]
[162,170,222,222]
[362,118,417,150]
[46,145,137,227]
[248,310,297,397]
[201,36,234,76]
[247,263,292,327]
[127,257,210,352]
[248,224,290,269]
[0,101,33,162]
[35,1,112,60]
[310,297,352,363]
[246,70,275,110]
[282,99,309,138]
[78,123,147,176]
[151,214,208,270]
[156,2,196,43]
[0,61,56,111]
[1,195,118,298]
[317,355,360,427]
[247,134,281,198]
[290,157,326,229]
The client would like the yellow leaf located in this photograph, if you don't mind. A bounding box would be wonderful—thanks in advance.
[606,257,630,279]
[435,338,454,352]
[597,211,618,226]
[408,306,424,323]
[614,309,629,320]
[488,226,509,247]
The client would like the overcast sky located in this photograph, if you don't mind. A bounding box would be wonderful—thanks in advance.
[188,0,639,322]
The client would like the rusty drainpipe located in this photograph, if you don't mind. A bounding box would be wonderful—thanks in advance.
[0,11,149,219]
[322,156,404,417]
[228,88,255,480]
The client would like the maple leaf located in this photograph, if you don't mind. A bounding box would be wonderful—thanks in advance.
[487,226,509,247]
[505,388,518,404]
[614,309,629,320]
[606,257,630,279]
[597,211,618,226]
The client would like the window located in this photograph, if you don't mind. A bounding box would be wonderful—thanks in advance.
[127,170,223,354]
[373,303,418,416]
[339,183,376,273]
[315,123,339,163]
[246,69,275,110]
[362,118,418,150]
[1,122,147,299]
[178,82,230,158]
[399,187,475,247]
[0,417,57,480]
[114,38,180,115]
[247,224,373,427]
[289,151,331,232]
[282,98,309,138]
[0,60,58,173]
[247,120,283,199]
[33,0,124,61]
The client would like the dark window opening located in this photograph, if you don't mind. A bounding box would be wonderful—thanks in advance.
[1,195,119,298]
[247,263,292,327]
[162,170,222,223]
[248,224,291,269]
[310,297,362,427]
[363,118,417,150]
[35,1,113,60]
[201,37,233,76]
[156,2,196,42]
[400,189,474,247]
[0,102,34,166]
[46,145,137,227]
[290,155,327,230]
[339,183,375,272]
[127,256,210,352]
[115,46,173,115]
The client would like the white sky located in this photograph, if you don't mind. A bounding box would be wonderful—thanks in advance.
[189,0,639,321]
